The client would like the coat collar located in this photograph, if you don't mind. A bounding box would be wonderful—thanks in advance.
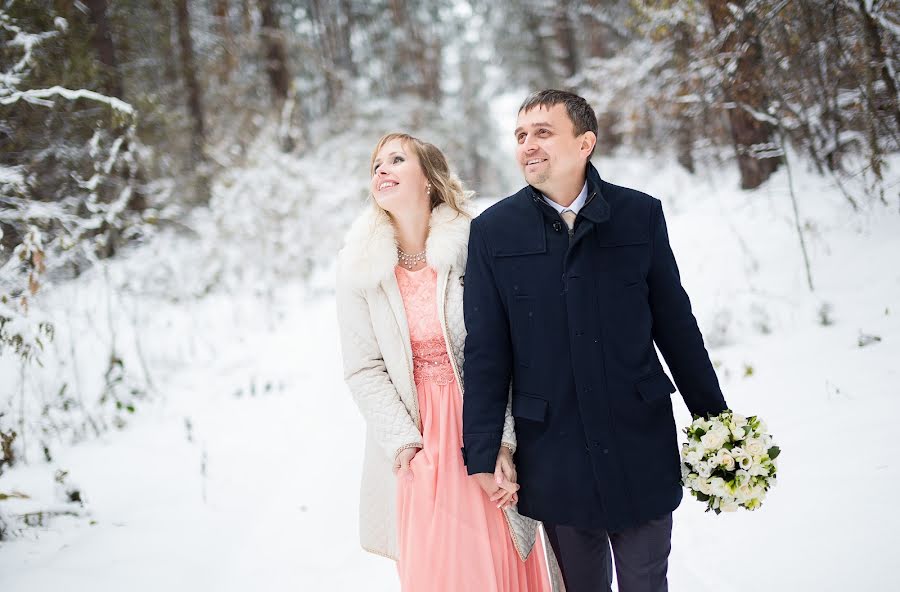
[527,161,610,224]
[338,202,472,290]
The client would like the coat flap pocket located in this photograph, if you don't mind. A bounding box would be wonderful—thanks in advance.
[635,372,676,403]
[492,219,547,257]
[511,392,548,422]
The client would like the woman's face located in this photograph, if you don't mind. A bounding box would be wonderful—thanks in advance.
[371,139,429,215]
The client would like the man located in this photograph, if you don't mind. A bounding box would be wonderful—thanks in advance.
[462,90,728,591]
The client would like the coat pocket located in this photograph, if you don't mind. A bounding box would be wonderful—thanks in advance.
[635,371,676,403]
[511,392,548,422]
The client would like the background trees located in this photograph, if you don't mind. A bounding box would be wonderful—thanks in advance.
[0,0,897,475]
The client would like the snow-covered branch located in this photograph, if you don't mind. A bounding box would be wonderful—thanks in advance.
[0,86,135,115]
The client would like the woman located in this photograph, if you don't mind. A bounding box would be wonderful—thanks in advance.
[336,133,561,591]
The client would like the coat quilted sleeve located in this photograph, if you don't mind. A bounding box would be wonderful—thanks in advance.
[336,270,423,460]
[500,389,516,452]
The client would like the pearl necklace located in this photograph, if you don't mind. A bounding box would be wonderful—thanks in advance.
[397,247,426,270]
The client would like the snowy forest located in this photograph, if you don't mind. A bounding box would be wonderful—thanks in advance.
[1,0,899,590]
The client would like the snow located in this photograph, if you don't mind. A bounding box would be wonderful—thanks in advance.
[1,103,899,590]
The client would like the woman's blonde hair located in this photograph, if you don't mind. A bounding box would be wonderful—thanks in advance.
[369,132,472,218]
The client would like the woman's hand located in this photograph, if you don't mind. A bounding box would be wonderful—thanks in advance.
[394,446,420,480]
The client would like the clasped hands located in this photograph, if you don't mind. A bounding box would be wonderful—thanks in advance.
[393,446,520,510]
[472,447,519,510]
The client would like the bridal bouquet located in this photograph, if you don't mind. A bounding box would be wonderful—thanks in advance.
[680,410,779,513]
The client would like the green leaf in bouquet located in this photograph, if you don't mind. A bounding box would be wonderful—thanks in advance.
[694,427,707,438]
[696,492,710,502]
[768,446,781,460]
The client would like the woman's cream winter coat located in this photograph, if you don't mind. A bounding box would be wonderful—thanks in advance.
[335,202,542,563]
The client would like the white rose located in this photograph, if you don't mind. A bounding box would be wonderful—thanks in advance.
[716,450,736,471]
[700,431,726,452]
[735,470,751,486]
[744,438,765,456]
[730,425,747,440]
[732,414,748,427]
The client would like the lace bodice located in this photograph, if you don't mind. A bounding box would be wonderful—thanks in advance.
[394,265,455,385]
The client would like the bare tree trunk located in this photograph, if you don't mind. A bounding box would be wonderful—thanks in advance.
[857,0,900,131]
[554,1,579,81]
[310,0,348,105]
[241,0,253,34]
[258,0,295,151]
[582,0,620,155]
[387,0,440,101]
[522,3,559,87]
[339,0,356,77]
[673,21,695,173]
[258,0,290,106]
[214,0,236,85]
[85,0,124,98]
[149,0,178,86]
[708,0,780,189]
[175,0,209,199]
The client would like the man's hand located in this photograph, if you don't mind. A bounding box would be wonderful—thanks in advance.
[394,446,420,480]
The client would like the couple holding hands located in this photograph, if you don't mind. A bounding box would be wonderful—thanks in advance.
[336,90,728,591]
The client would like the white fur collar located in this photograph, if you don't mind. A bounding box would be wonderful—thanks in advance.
[338,202,472,289]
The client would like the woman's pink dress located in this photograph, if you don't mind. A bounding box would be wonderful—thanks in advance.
[394,265,551,591]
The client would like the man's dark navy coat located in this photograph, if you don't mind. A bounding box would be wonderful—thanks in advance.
[462,163,727,533]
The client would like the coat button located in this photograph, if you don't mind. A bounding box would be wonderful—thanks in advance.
[553,221,562,232]
[603,449,609,455]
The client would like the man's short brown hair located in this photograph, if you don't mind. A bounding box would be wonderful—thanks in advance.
[519,89,599,155]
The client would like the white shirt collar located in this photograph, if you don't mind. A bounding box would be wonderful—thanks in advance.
[542,182,588,215]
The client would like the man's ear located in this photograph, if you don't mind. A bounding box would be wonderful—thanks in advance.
[581,131,597,156]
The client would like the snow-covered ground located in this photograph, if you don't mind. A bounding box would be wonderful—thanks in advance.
[1,130,898,589]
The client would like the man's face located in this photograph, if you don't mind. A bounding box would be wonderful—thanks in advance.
[514,103,591,192]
